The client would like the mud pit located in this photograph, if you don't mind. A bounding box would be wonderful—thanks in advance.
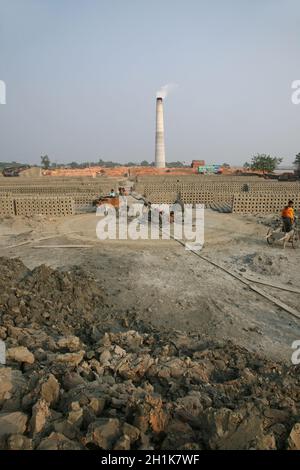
[0,209,300,449]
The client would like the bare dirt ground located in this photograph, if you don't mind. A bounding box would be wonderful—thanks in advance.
[1,209,299,364]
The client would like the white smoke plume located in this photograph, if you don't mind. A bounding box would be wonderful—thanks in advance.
[156,83,178,99]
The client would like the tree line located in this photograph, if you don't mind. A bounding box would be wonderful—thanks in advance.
[32,153,298,174]
[40,153,300,173]
[40,156,189,170]
[244,153,300,173]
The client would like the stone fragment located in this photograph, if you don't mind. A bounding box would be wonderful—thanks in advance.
[55,351,85,366]
[0,412,28,437]
[37,432,82,450]
[84,418,120,449]
[7,434,33,450]
[113,434,131,450]
[57,336,81,352]
[6,347,34,364]
[123,423,140,443]
[40,374,60,406]
[30,399,50,434]
[287,423,300,450]
[0,368,26,403]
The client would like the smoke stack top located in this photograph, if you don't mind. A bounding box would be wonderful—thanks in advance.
[156,82,178,99]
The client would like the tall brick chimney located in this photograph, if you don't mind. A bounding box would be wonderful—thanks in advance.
[155,97,166,168]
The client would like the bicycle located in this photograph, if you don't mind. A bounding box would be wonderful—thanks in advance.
[266,217,299,249]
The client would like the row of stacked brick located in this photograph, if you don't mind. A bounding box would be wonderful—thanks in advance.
[232,193,300,214]
[146,192,179,204]
[135,175,263,182]
[0,176,122,184]
[136,177,300,212]
[0,185,117,194]
[138,182,300,197]
[0,178,122,214]
[0,191,96,205]
[0,196,74,217]
[140,180,300,214]
[0,175,127,216]
[142,185,241,196]
[0,195,15,216]
[181,192,234,205]
[135,177,251,190]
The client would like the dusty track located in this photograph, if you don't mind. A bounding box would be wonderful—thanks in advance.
[1,209,299,363]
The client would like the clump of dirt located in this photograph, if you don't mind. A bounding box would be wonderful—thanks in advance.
[256,215,281,228]
[233,252,288,276]
[0,258,105,338]
[0,257,300,450]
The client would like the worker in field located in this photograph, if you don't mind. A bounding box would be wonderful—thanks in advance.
[281,200,295,232]
[109,189,116,197]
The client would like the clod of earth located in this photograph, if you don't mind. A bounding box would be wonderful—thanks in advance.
[0,257,299,450]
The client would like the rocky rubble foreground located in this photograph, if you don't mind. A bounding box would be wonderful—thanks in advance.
[0,257,300,450]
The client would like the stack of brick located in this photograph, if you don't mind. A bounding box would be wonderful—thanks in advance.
[14,197,74,217]
[0,196,15,216]
[232,193,300,214]
[147,191,179,204]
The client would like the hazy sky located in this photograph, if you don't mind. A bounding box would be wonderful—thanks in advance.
[0,0,299,165]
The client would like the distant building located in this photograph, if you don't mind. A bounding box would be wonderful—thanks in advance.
[191,160,205,168]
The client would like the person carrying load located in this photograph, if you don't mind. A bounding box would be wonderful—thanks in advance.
[281,200,295,233]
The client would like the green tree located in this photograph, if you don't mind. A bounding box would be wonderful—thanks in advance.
[293,153,300,174]
[250,154,282,173]
[166,161,184,168]
[243,162,250,169]
[140,160,149,166]
[41,155,50,170]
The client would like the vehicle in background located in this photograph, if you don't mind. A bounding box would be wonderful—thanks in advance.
[198,164,223,175]
[278,172,299,181]
[2,165,30,177]
[264,172,299,181]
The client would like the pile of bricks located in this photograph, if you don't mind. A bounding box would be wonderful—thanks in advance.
[181,192,234,205]
[0,185,115,195]
[0,196,15,217]
[14,196,74,217]
[147,191,179,204]
[232,193,300,214]
[135,176,300,214]
[0,174,127,216]
[1,175,300,216]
